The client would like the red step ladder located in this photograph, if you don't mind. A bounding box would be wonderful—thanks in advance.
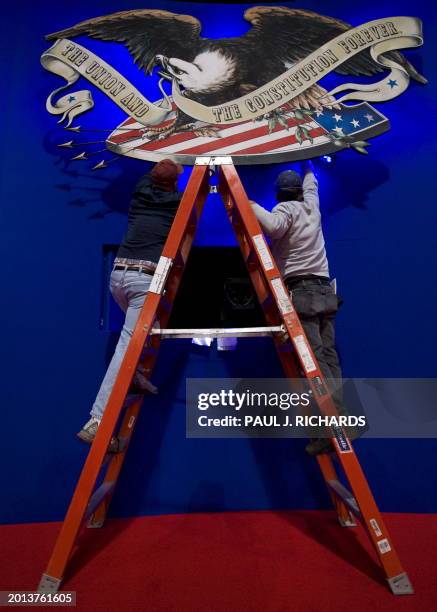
[38,156,413,596]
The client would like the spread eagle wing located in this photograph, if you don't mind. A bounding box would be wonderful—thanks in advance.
[242,7,426,109]
[243,7,425,80]
[45,9,202,74]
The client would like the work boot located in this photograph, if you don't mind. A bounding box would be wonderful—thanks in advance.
[305,426,360,456]
[128,366,158,395]
[77,417,119,453]
[305,438,333,456]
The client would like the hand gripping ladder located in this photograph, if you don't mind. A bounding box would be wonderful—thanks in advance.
[38,157,413,596]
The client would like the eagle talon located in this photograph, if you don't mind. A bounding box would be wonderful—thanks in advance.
[193,127,221,138]
[142,124,177,141]
[142,122,221,142]
[176,122,220,138]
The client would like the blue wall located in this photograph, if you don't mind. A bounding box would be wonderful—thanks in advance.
[1,0,437,524]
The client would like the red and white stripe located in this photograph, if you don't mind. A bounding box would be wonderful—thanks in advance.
[107,104,329,160]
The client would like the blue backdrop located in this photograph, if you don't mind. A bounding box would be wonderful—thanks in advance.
[1,0,437,524]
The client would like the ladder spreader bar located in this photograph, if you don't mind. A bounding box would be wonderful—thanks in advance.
[150,325,285,339]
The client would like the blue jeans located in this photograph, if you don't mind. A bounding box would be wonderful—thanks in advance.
[91,268,153,419]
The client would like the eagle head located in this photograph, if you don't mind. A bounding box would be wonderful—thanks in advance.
[155,50,236,94]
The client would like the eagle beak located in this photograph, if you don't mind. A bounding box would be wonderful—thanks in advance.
[155,55,169,71]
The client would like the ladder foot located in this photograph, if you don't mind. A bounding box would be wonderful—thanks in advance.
[338,516,357,527]
[87,518,105,528]
[387,572,414,595]
[38,574,62,593]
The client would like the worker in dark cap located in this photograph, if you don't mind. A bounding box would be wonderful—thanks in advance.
[78,158,183,451]
[251,161,348,455]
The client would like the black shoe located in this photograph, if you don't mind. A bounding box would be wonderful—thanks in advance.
[128,372,158,395]
[305,426,360,457]
[305,438,334,456]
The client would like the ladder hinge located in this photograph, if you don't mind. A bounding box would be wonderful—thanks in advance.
[195,156,233,166]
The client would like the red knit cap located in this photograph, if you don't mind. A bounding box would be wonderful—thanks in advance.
[150,159,183,191]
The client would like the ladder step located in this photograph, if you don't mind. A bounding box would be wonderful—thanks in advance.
[326,479,362,519]
[244,248,256,265]
[85,482,115,521]
[150,325,284,339]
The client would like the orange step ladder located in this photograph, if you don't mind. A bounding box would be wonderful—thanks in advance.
[38,156,413,596]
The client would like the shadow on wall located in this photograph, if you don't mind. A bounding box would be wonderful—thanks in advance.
[42,127,152,220]
[219,346,331,512]
[238,149,390,215]
[43,126,390,222]
[106,338,333,519]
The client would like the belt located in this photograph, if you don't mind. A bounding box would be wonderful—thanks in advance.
[114,256,157,269]
[113,264,156,275]
[285,275,331,288]
[113,256,157,275]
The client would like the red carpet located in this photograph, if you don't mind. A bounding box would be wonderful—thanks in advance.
[1,510,436,611]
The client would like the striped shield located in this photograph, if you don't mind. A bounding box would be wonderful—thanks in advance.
[107,100,389,165]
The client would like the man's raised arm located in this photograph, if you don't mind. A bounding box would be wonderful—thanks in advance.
[250,200,293,240]
[301,160,319,206]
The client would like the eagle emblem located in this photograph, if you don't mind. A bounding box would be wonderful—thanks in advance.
[42,6,426,167]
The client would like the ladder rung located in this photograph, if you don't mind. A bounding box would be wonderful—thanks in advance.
[327,479,362,519]
[244,248,255,263]
[85,482,115,520]
[150,325,284,339]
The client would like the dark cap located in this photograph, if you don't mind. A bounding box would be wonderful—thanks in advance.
[150,159,183,190]
[275,169,302,192]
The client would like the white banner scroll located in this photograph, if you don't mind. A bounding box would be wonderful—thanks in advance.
[41,39,171,127]
[327,27,424,103]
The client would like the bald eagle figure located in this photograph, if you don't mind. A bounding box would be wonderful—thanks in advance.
[46,7,426,138]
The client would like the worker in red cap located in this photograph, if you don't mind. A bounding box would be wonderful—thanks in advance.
[78,159,183,452]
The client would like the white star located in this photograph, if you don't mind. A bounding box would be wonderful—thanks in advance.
[333,126,344,136]
[333,113,342,122]
[315,109,324,117]
[364,113,375,122]
[351,119,360,128]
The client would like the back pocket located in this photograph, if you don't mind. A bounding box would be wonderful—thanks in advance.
[290,289,323,317]
[324,292,339,315]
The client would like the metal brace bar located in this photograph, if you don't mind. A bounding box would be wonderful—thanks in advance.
[84,482,115,521]
[150,325,285,339]
[327,479,362,519]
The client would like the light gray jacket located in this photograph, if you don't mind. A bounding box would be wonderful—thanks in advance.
[251,168,329,280]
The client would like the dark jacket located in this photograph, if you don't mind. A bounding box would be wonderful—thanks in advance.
[117,174,182,263]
